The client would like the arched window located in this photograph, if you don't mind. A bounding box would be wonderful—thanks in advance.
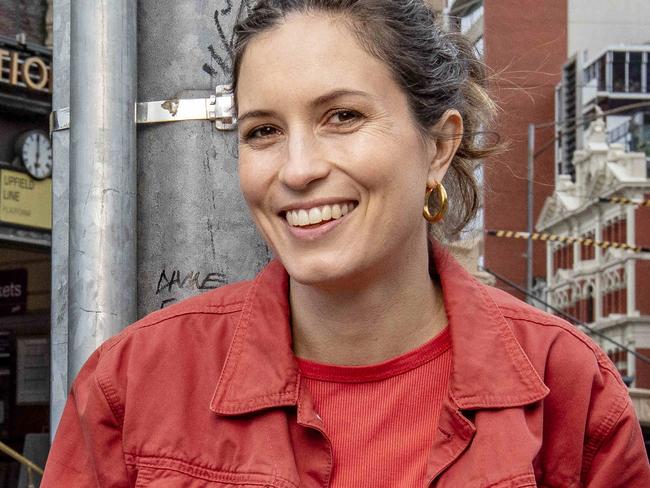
[585,285,595,323]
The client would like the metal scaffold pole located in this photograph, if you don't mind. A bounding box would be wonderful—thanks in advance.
[526,123,535,296]
[50,0,71,438]
[67,0,138,382]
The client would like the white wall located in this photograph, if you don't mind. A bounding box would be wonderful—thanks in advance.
[569,0,650,62]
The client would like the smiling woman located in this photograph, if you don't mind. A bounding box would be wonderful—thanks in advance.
[41,1,650,487]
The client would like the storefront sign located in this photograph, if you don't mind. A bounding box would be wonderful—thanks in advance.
[0,269,27,316]
[0,46,51,93]
[0,169,52,230]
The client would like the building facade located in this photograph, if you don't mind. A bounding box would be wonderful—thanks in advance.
[477,0,650,302]
[481,0,567,299]
[557,44,650,181]
[461,0,650,432]
[537,117,650,409]
[0,1,53,486]
[543,4,650,428]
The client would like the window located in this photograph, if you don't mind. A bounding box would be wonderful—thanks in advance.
[585,285,595,323]
[598,57,607,91]
[646,54,650,93]
[612,52,626,92]
[629,52,642,93]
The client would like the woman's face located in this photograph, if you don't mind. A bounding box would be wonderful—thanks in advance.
[237,13,454,287]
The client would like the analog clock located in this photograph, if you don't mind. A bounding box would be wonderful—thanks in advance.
[17,130,53,180]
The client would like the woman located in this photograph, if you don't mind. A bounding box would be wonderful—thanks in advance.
[43,1,649,486]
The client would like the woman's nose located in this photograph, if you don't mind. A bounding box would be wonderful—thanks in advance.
[278,134,331,190]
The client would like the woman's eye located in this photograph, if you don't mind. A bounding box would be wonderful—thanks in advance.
[245,126,281,140]
[328,110,362,125]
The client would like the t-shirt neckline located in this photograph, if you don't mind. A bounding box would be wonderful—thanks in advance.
[295,326,451,383]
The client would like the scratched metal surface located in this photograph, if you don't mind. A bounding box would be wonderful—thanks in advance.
[50,0,71,436]
[68,0,138,379]
[137,0,271,317]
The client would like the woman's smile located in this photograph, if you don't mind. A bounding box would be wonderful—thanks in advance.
[283,201,358,241]
[284,201,357,228]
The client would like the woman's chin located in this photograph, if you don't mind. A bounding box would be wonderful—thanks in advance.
[283,256,353,288]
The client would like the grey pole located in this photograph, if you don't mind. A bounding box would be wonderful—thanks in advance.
[136,0,270,316]
[526,123,535,296]
[50,0,71,438]
[67,0,137,380]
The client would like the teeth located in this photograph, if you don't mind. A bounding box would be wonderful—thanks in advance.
[285,202,356,227]
[298,209,309,226]
[309,208,322,224]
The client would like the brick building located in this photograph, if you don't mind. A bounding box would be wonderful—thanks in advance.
[480,0,567,298]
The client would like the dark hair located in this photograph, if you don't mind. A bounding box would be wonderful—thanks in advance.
[231,0,500,238]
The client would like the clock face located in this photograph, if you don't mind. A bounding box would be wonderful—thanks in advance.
[21,131,52,179]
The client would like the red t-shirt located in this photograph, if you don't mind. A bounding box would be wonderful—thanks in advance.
[296,327,452,487]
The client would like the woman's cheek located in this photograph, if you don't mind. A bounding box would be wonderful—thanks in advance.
[238,156,268,205]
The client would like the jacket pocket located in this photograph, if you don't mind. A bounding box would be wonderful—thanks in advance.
[484,472,537,488]
[135,468,273,487]
[132,456,295,488]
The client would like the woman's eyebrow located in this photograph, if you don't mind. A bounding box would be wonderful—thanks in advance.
[238,89,373,124]
[311,89,373,107]
[237,109,280,125]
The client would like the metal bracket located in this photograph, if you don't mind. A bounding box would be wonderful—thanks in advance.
[50,85,237,134]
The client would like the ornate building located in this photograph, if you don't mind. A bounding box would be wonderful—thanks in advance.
[538,117,650,389]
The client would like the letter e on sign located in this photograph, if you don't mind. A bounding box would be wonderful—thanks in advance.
[0,269,27,315]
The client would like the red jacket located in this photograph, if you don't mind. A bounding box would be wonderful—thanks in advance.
[42,247,650,487]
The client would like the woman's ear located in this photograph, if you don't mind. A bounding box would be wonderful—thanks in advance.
[427,110,464,186]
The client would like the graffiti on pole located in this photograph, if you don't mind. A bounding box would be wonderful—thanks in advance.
[155,268,229,308]
[203,0,254,78]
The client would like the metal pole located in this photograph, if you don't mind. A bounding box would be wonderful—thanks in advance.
[68,0,137,380]
[0,441,44,476]
[50,0,71,437]
[526,123,535,296]
[136,0,271,316]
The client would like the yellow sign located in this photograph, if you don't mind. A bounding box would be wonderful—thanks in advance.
[0,48,52,93]
[0,170,52,230]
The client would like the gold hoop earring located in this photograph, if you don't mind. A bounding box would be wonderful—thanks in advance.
[423,182,448,224]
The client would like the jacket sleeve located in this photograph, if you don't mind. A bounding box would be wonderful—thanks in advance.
[41,349,131,487]
[584,392,650,487]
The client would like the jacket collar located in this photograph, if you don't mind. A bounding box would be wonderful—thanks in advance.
[210,243,548,416]
[432,245,549,409]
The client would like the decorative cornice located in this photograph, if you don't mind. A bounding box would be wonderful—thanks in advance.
[537,117,648,232]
